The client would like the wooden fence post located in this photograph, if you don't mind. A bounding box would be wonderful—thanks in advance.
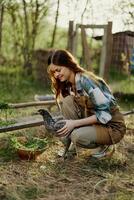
[67,21,74,54]
[99,26,107,78]
[67,22,112,80]
[100,22,113,81]
[81,25,93,71]
[104,21,113,81]
[73,24,79,57]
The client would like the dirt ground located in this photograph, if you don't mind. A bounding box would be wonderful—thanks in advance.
[0,115,134,200]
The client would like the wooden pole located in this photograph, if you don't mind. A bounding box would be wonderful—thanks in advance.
[0,115,62,133]
[9,100,56,109]
[0,119,44,133]
[103,22,113,81]
[67,20,74,54]
[81,25,93,71]
[73,24,79,57]
[78,24,107,29]
[99,22,113,81]
[99,26,107,77]
[0,109,133,133]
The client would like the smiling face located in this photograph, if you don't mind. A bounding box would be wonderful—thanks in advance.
[49,64,75,83]
[47,49,85,99]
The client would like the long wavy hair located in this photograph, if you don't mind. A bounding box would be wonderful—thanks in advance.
[47,49,110,100]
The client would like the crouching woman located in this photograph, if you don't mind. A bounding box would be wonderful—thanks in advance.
[47,49,126,157]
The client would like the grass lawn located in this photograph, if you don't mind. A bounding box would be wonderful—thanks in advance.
[0,115,133,200]
[0,69,134,200]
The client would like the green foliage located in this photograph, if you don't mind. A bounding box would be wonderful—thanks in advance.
[0,119,16,127]
[109,68,134,94]
[10,137,48,151]
[109,68,130,82]
[0,102,10,109]
[1,1,68,67]
[0,145,15,162]
[23,187,38,199]
[0,102,16,126]
[0,66,51,102]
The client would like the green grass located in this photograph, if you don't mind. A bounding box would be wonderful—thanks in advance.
[0,66,134,115]
[0,117,133,200]
[0,66,51,103]
[0,66,134,101]
[109,68,134,93]
[108,70,134,110]
[0,141,17,162]
[110,76,134,94]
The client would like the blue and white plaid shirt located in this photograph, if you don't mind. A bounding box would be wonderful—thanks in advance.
[75,73,117,124]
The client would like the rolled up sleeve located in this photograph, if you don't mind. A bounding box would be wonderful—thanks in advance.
[95,110,112,124]
[81,75,112,124]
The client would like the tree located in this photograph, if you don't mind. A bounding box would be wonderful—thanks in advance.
[114,0,134,30]
[6,1,23,64]
[22,0,49,75]
[50,0,60,47]
[81,0,90,23]
[0,1,4,54]
[1,0,49,72]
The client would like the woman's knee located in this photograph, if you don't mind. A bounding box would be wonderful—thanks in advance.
[70,129,92,145]
[70,126,97,147]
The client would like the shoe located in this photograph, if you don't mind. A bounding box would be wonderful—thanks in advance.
[91,145,115,158]
[57,149,66,157]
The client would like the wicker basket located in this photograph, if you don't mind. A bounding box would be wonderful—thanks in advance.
[11,136,47,160]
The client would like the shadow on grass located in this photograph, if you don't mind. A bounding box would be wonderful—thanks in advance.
[85,156,127,172]
[0,146,19,163]
[42,151,127,179]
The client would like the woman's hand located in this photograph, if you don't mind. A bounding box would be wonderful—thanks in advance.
[55,115,98,137]
[55,120,76,137]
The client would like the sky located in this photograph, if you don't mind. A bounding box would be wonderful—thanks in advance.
[54,0,133,34]
[16,0,133,34]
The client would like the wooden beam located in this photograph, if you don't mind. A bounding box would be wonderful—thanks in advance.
[9,100,56,109]
[81,25,93,71]
[0,115,63,133]
[99,26,107,77]
[73,23,79,57]
[78,24,107,29]
[122,109,134,116]
[99,22,113,81]
[0,118,44,133]
[103,21,113,81]
[67,20,74,54]
[0,109,133,133]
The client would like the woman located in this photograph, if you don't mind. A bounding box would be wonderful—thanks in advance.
[47,49,126,157]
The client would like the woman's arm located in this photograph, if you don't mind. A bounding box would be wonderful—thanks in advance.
[74,115,98,127]
[56,115,98,137]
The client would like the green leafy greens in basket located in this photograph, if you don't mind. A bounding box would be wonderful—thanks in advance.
[11,137,48,151]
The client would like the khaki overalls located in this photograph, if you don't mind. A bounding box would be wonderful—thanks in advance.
[60,95,126,148]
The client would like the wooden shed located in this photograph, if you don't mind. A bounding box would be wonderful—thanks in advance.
[94,31,134,72]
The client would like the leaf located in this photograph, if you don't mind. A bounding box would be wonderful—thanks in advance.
[10,137,48,151]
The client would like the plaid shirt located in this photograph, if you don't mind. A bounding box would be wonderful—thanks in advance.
[75,73,117,124]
